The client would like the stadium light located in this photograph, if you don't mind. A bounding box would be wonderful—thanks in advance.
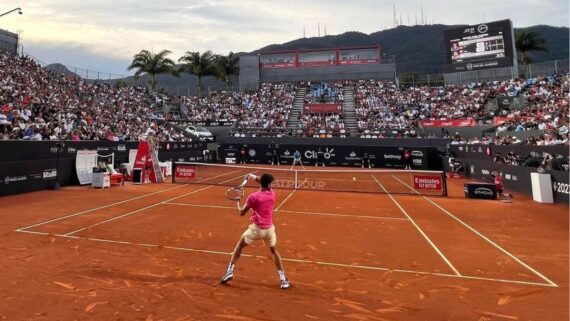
[0,7,23,18]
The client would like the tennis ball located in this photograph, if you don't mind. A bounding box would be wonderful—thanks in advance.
[352,176,356,181]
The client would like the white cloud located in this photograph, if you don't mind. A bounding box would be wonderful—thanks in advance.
[0,0,567,74]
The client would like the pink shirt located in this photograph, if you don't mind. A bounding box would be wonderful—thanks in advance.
[246,189,276,229]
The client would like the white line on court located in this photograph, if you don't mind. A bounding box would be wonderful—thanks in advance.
[275,179,307,211]
[424,197,559,287]
[14,229,555,288]
[163,202,409,221]
[15,184,188,232]
[391,174,420,195]
[391,175,421,195]
[62,171,247,236]
[391,174,558,287]
[16,168,249,233]
[371,174,463,277]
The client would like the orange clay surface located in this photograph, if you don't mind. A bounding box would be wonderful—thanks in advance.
[0,165,567,321]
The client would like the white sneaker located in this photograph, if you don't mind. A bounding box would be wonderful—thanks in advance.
[220,271,234,284]
[280,279,291,289]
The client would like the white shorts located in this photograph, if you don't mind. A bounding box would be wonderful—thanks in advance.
[241,223,277,247]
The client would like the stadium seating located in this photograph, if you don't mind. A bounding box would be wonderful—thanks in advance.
[1,51,567,145]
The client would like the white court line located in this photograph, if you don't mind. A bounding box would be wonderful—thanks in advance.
[391,174,419,195]
[14,229,555,288]
[62,171,247,236]
[391,175,558,287]
[16,168,248,233]
[163,202,409,221]
[424,197,559,287]
[15,184,188,232]
[275,179,307,211]
[371,174,462,277]
[392,175,421,195]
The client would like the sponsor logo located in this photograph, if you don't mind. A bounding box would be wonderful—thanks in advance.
[413,158,423,166]
[470,165,475,175]
[481,169,490,175]
[50,147,58,153]
[512,175,518,182]
[384,154,402,160]
[189,157,196,161]
[466,63,473,71]
[477,24,488,33]
[97,147,109,151]
[117,145,127,152]
[411,151,423,157]
[175,165,196,179]
[474,188,494,196]
[67,147,76,154]
[3,175,27,184]
[227,152,235,157]
[349,151,356,157]
[413,176,442,190]
[305,148,335,160]
[248,149,256,157]
[42,169,57,179]
[505,174,511,180]
[283,150,290,156]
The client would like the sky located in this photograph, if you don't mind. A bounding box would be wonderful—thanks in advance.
[1,0,568,76]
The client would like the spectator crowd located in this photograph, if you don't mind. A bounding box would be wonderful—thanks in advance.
[1,51,568,146]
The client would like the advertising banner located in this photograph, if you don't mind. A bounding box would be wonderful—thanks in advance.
[419,118,476,127]
[304,103,342,114]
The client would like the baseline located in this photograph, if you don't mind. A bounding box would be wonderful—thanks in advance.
[14,229,555,288]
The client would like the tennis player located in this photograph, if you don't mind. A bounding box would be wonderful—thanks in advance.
[290,150,305,169]
[221,173,291,289]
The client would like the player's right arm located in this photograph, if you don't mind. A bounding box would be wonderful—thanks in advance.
[239,204,251,216]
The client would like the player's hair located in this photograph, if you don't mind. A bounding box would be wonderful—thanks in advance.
[260,174,274,188]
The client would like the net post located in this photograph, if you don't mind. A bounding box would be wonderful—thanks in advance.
[442,171,448,197]
[294,170,298,189]
[172,162,176,183]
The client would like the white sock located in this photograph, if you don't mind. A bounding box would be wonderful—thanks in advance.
[278,269,287,281]
[227,263,235,273]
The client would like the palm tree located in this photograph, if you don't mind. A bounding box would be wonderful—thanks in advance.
[178,50,216,97]
[515,30,548,64]
[127,49,178,91]
[214,52,240,90]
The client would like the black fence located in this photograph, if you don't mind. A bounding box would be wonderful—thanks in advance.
[0,141,207,197]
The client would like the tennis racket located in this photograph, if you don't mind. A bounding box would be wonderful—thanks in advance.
[225,173,251,210]
[226,186,244,211]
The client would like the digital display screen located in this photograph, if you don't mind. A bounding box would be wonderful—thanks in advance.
[444,20,515,72]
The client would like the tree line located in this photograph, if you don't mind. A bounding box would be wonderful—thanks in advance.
[127,50,239,97]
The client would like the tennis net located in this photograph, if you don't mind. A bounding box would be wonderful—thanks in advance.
[172,162,447,196]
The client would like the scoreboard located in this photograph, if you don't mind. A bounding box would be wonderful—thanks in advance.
[444,19,516,73]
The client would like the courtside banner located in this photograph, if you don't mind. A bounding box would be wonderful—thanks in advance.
[175,164,196,179]
[413,175,442,190]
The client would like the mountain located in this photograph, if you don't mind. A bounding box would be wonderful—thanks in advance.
[45,24,568,95]
[45,63,77,76]
[255,24,569,74]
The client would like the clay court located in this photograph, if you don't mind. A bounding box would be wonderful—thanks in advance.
[1,165,568,321]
